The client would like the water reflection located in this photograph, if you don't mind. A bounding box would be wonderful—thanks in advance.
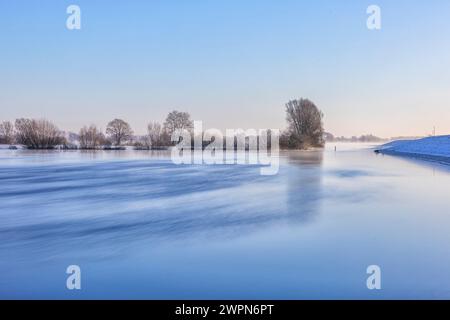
[285,151,324,223]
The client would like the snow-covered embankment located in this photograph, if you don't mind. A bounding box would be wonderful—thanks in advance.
[375,135,450,164]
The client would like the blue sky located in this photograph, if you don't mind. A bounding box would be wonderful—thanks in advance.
[1,0,450,137]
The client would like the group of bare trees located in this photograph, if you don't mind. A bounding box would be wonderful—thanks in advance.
[84,111,193,150]
[134,111,193,149]
[76,111,193,150]
[2,102,323,150]
[13,119,66,149]
[79,125,106,149]
[76,119,134,149]
[1,119,67,148]
[0,110,194,149]
[142,122,169,148]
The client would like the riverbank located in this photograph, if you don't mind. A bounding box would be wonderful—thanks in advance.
[375,135,450,165]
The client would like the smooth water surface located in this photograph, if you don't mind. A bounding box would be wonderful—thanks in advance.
[1,144,450,299]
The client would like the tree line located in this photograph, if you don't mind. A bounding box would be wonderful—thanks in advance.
[0,99,324,150]
[0,110,194,150]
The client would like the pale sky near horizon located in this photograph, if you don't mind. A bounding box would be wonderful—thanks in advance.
[1,0,450,138]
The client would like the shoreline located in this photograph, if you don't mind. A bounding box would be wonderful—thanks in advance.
[374,135,450,166]
[377,149,450,166]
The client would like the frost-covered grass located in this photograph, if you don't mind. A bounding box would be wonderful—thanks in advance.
[376,135,450,163]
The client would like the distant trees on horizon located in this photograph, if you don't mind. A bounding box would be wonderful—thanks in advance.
[106,119,134,146]
[14,119,66,149]
[325,133,386,143]
[1,100,326,150]
[147,122,171,148]
[163,110,194,136]
[79,125,106,149]
[0,110,195,149]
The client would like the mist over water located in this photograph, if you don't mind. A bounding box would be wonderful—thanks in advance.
[1,144,450,299]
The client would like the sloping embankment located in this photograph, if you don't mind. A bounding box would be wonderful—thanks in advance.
[375,135,450,165]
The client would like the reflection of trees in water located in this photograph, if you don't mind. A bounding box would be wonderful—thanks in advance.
[285,150,323,223]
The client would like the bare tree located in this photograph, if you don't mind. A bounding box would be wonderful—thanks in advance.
[285,98,324,149]
[0,121,15,144]
[147,122,170,147]
[79,125,105,149]
[163,111,193,136]
[133,135,151,150]
[106,119,133,146]
[15,119,66,149]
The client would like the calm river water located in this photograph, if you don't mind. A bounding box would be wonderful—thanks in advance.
[1,144,450,299]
